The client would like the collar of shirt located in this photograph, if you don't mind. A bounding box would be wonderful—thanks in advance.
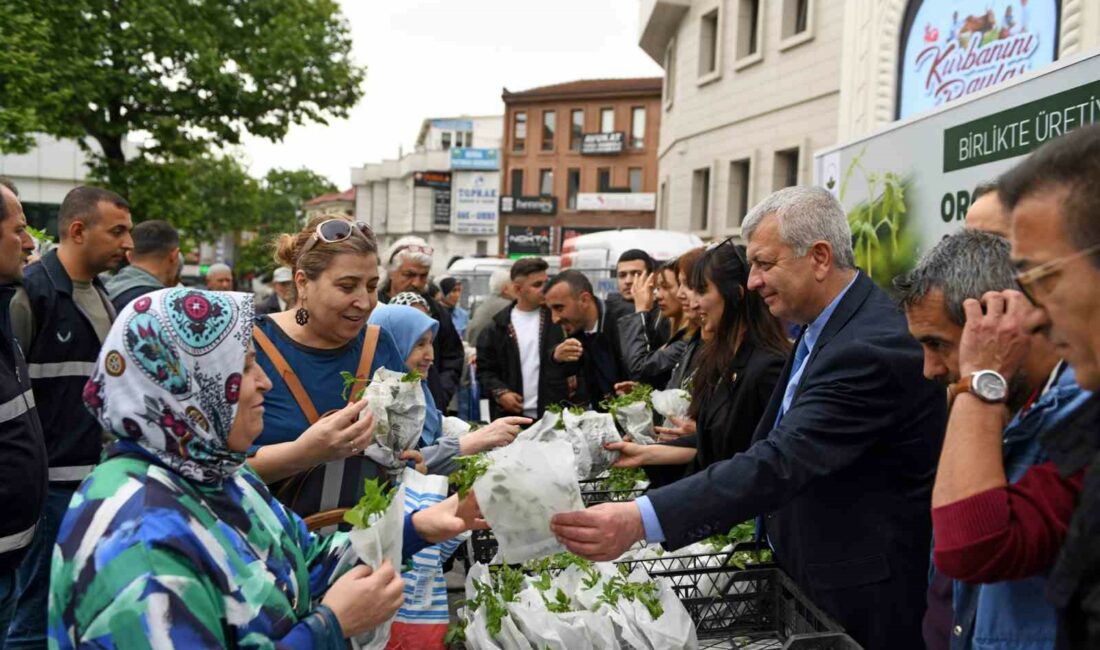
[584,300,604,335]
[801,273,858,355]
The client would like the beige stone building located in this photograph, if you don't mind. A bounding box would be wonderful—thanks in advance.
[639,0,1100,241]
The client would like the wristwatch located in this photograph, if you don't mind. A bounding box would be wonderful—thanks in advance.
[952,370,1009,404]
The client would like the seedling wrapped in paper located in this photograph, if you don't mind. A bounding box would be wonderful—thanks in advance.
[470,440,585,564]
[362,368,426,475]
[341,478,406,650]
[516,407,620,480]
[651,387,691,422]
[603,383,657,445]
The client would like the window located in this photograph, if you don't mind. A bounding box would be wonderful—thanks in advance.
[691,167,711,231]
[600,108,615,134]
[699,8,719,77]
[459,131,473,147]
[476,240,488,256]
[510,168,524,196]
[570,109,584,151]
[782,0,810,39]
[539,169,553,196]
[597,167,612,192]
[736,0,762,60]
[774,148,800,190]
[541,110,556,151]
[513,111,527,152]
[441,132,452,150]
[663,40,676,109]
[567,168,580,210]
[630,107,646,149]
[628,168,643,193]
[727,159,751,228]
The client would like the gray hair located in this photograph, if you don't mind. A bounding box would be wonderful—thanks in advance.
[742,186,855,270]
[894,229,1015,326]
[489,267,512,297]
[207,263,232,275]
[385,235,434,270]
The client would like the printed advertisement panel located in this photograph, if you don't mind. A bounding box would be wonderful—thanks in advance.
[575,193,656,211]
[451,171,500,235]
[815,53,1100,291]
[898,0,1058,119]
[505,225,553,258]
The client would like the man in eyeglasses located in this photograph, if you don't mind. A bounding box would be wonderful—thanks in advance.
[378,236,465,412]
[896,229,1089,650]
[930,124,1100,648]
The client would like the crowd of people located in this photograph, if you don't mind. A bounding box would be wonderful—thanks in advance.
[0,123,1097,649]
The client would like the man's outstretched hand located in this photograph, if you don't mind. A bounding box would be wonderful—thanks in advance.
[550,502,646,561]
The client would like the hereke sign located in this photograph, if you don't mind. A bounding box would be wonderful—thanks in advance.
[500,195,557,215]
[897,0,1058,119]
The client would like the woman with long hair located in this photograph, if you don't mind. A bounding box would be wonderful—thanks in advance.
[610,240,789,476]
[616,258,693,389]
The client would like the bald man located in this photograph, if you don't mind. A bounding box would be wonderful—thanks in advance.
[204,263,233,291]
[964,182,1010,237]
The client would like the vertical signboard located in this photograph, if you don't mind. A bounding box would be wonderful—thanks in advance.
[432,189,451,230]
[451,171,500,235]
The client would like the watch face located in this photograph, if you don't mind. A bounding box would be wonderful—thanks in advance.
[974,371,1008,402]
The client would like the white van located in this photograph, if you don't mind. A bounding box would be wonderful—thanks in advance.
[559,229,704,297]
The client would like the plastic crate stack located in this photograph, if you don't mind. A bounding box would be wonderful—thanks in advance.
[577,476,648,507]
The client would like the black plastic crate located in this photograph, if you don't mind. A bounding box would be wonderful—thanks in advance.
[577,476,647,506]
[667,567,863,650]
[466,528,499,565]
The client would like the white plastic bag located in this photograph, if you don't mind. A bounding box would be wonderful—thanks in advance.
[508,591,617,650]
[442,415,474,438]
[473,440,585,563]
[612,401,657,445]
[364,368,427,476]
[652,388,691,421]
[346,483,406,650]
[562,410,621,478]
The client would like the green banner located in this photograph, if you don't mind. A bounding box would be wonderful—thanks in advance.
[943,80,1100,172]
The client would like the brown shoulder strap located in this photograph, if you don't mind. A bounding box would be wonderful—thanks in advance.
[252,325,321,424]
[347,324,380,405]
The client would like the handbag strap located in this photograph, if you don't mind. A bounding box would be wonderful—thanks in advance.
[348,324,380,405]
[252,325,321,424]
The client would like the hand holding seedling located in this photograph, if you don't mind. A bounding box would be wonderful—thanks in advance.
[296,397,375,465]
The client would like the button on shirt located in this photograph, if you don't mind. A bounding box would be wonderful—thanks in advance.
[635,274,858,544]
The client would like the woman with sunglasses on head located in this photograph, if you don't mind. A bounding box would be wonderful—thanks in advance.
[608,241,790,479]
[49,288,486,649]
[247,216,523,515]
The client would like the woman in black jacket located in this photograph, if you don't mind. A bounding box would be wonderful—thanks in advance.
[616,256,696,389]
[610,240,789,480]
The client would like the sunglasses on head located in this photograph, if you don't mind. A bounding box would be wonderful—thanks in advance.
[389,243,435,265]
[300,219,374,257]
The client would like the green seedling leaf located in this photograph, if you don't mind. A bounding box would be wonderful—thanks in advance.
[448,454,491,498]
[342,478,396,529]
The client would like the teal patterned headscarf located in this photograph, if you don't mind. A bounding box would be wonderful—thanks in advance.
[83,288,254,483]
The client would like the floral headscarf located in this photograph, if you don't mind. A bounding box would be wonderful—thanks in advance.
[83,288,254,483]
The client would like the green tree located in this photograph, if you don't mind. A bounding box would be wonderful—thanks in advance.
[0,0,364,196]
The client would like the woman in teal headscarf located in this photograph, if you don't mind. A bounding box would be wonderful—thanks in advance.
[367,304,530,474]
[48,289,484,649]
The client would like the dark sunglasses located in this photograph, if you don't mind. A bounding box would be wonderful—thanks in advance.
[300,219,374,257]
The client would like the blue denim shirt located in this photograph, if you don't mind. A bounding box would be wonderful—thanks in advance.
[944,363,1091,650]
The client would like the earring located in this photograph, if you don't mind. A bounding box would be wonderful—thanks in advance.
[295,297,310,326]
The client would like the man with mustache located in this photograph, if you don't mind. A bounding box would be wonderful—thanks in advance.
[897,229,1090,650]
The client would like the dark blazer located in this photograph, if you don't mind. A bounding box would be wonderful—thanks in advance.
[646,272,947,650]
[617,312,689,388]
[475,304,567,420]
[254,292,283,316]
[549,298,631,410]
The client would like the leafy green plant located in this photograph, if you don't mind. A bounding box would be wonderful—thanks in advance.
[25,225,52,244]
[401,370,423,383]
[448,454,492,498]
[600,467,647,493]
[600,383,654,414]
[443,619,466,645]
[342,479,396,529]
[595,576,664,620]
[839,149,920,290]
[339,370,368,402]
[540,588,573,614]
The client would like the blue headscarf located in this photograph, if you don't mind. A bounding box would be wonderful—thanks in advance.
[367,304,442,445]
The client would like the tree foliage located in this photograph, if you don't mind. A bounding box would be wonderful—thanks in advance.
[0,0,364,194]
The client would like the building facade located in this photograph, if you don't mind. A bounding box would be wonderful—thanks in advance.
[499,78,662,257]
[351,115,503,272]
[303,188,355,221]
[640,0,1100,241]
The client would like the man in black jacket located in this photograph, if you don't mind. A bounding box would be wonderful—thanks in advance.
[544,270,631,411]
[6,186,131,647]
[105,219,180,312]
[378,236,465,410]
[606,248,667,347]
[552,186,946,650]
[476,257,569,419]
[0,179,47,648]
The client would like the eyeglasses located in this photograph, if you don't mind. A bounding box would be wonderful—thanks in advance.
[1015,242,1100,304]
[300,219,374,257]
[388,243,435,265]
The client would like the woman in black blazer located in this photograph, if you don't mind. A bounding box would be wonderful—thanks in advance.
[611,240,789,481]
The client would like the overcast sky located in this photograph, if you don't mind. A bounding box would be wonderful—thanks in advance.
[239,0,663,188]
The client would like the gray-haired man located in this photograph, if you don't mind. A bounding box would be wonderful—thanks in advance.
[378,236,464,410]
[896,229,1089,650]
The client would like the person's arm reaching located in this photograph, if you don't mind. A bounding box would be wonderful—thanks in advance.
[617,312,688,383]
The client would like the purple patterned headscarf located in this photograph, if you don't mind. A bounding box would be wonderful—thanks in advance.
[83,288,254,483]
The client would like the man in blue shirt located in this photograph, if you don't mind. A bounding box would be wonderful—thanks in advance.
[552,186,946,650]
